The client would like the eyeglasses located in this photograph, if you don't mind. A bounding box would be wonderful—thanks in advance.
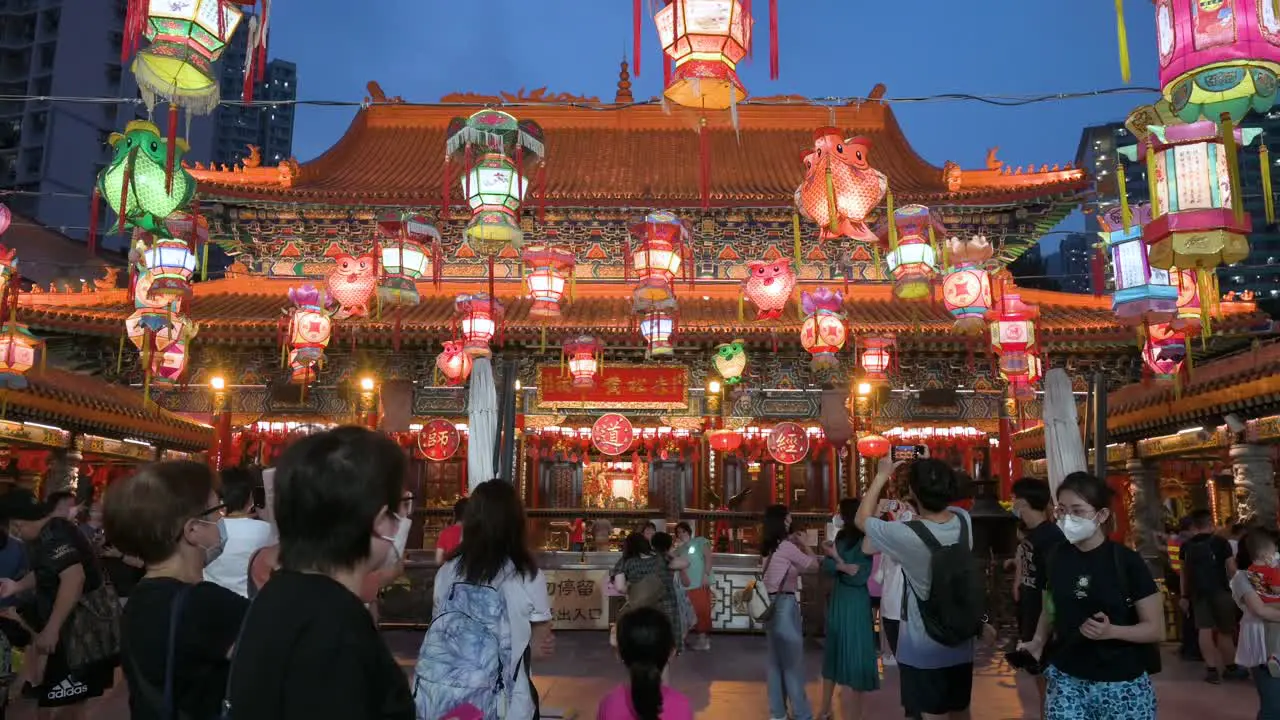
[1054,504,1098,520]
[200,503,227,518]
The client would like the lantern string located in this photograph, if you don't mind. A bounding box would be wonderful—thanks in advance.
[165,105,179,195]
[1221,113,1244,224]
[1145,139,1161,217]
[87,188,101,255]
[1115,157,1131,232]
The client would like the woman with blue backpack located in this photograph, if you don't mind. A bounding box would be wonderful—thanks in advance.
[415,478,555,720]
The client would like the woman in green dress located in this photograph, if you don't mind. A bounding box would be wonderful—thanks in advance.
[817,496,879,720]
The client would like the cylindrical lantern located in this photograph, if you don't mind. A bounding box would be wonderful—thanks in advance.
[712,339,747,385]
[988,293,1041,399]
[0,322,40,389]
[639,312,676,357]
[1155,0,1280,124]
[883,204,941,300]
[630,211,687,286]
[633,280,679,358]
[856,433,890,459]
[800,288,847,371]
[455,293,503,358]
[447,110,544,254]
[141,236,198,302]
[129,0,245,113]
[377,214,438,308]
[98,120,196,234]
[563,335,604,389]
[860,335,895,383]
[743,258,797,320]
[941,235,993,335]
[1142,322,1187,383]
[286,285,332,386]
[707,428,743,453]
[1098,204,1176,326]
[1169,267,1204,336]
[436,340,474,386]
[523,244,575,318]
[653,0,753,110]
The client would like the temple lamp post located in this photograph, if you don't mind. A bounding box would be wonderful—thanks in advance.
[705,378,722,417]
[359,376,378,430]
[210,375,232,470]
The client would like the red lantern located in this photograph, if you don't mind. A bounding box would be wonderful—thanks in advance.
[1142,323,1186,383]
[456,293,502,357]
[436,340,473,386]
[1169,267,1203,336]
[989,292,1041,399]
[523,244,575,318]
[562,335,603,389]
[767,422,810,465]
[856,434,890,459]
[285,285,331,386]
[799,288,846,371]
[860,335,894,383]
[418,419,462,461]
[630,211,687,287]
[653,0,753,110]
[707,429,742,453]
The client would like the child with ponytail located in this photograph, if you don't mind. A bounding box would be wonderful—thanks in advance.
[596,606,692,720]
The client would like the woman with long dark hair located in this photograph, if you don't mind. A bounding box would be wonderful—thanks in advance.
[596,606,692,719]
[1229,527,1280,719]
[817,497,879,720]
[612,532,689,656]
[761,503,818,720]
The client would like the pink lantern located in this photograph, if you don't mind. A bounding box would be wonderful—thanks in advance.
[860,336,895,383]
[562,334,603,389]
[436,340,473,386]
[942,235,993,335]
[1169,267,1204,337]
[799,288,846,371]
[523,244,575,318]
[1142,323,1186,383]
[988,292,1041,399]
[743,258,797,320]
[0,203,10,236]
[455,293,503,358]
[286,285,331,385]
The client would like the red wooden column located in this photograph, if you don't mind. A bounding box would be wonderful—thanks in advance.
[209,377,232,470]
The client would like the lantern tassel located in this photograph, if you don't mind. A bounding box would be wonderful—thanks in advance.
[201,240,209,282]
[792,212,802,268]
[768,0,780,80]
[1115,0,1131,84]
[1262,140,1276,225]
[87,187,100,255]
[165,105,179,194]
[119,147,138,234]
[738,290,744,321]
[1221,113,1244,224]
[116,332,125,375]
[1145,139,1161,217]
[663,54,672,90]
[440,157,452,221]
[824,168,839,234]
[698,118,711,211]
[885,189,897,250]
[1116,158,1131,231]
[633,0,642,78]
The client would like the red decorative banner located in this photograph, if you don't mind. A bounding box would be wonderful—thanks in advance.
[768,422,810,465]
[591,414,635,456]
[418,419,461,462]
[536,364,689,409]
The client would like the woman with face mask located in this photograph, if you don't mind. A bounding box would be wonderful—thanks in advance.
[1017,472,1164,720]
[102,460,246,720]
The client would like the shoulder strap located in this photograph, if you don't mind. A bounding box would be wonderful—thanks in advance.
[904,520,943,551]
[126,584,194,720]
[221,592,257,717]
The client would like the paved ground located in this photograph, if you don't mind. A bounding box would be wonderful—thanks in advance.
[6,632,1260,718]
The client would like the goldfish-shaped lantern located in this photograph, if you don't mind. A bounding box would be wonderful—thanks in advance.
[97,120,196,235]
[286,284,332,385]
[712,339,747,385]
[743,258,796,320]
[795,130,887,243]
[941,235,993,335]
[436,340,473,386]
[325,252,377,320]
[883,204,942,300]
[799,287,847,372]
[1142,322,1187,384]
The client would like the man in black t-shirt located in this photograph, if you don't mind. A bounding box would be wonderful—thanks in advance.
[1179,509,1246,684]
[1011,478,1066,703]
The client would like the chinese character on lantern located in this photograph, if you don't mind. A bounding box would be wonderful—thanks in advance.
[563,335,604,390]
[860,335,895,384]
[523,244,575,318]
[743,258,796,320]
[592,413,635,456]
[418,419,462,461]
[652,0,753,110]
[1099,204,1177,326]
[455,293,503,358]
[884,204,941,300]
[712,339,747,385]
[377,213,439,308]
[800,288,846,371]
[630,211,688,287]
[633,281,678,358]
[942,235,993,335]
[988,293,1041,399]
[436,340,473,386]
[768,422,810,465]
[447,109,544,255]
[795,131,888,243]
[1142,322,1186,384]
[285,284,331,386]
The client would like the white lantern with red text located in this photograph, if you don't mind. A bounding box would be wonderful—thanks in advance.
[523,245,575,318]
[563,335,603,389]
[799,288,846,372]
[456,293,502,358]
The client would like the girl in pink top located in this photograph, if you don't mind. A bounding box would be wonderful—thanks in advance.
[760,505,819,720]
[597,606,693,720]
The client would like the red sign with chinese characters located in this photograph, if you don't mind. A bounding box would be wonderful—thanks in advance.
[591,414,635,456]
[536,364,688,409]
[418,419,461,461]
[768,422,810,465]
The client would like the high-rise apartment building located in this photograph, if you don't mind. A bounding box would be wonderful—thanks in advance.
[1050,232,1094,294]
[199,25,296,168]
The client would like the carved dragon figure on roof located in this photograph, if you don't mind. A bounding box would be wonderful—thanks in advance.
[440,87,600,104]
[186,146,299,187]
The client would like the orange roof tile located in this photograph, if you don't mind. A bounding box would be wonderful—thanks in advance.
[188,85,1088,208]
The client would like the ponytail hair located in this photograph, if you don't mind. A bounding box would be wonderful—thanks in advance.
[616,606,674,720]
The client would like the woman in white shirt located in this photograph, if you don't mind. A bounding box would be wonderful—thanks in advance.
[1230,529,1280,720]
[205,467,275,597]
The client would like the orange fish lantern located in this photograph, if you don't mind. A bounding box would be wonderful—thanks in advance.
[742,258,796,320]
[285,284,331,385]
[522,245,575,318]
[799,287,846,372]
[651,0,755,110]
[942,235,993,335]
[1142,322,1186,384]
[989,293,1041,400]
[795,130,888,243]
[883,204,942,300]
[436,340,473,386]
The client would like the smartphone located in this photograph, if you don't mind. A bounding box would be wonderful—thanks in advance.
[892,445,923,462]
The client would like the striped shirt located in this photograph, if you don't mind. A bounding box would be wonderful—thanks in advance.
[763,539,816,594]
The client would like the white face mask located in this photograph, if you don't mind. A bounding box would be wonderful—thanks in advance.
[391,512,412,560]
[831,514,845,530]
[1058,514,1099,545]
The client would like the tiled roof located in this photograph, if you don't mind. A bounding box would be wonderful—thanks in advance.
[16,277,1267,350]
[7,367,212,450]
[188,89,1088,208]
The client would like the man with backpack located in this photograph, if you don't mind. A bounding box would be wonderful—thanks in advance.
[855,456,990,720]
[1179,509,1248,684]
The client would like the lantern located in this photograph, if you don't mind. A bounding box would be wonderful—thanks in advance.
[941,235,993,335]
[712,339,747,385]
[799,288,847,371]
[141,236,198,302]
[1142,323,1187,383]
[1098,204,1176,326]
[795,130,888,243]
[447,110,544,254]
[653,0,754,110]
[884,204,941,300]
[742,258,796,320]
[436,340,474,386]
[988,293,1041,399]
[0,245,18,301]
[522,245,575,318]
[285,285,331,386]
[563,335,604,389]
[1169,267,1205,336]
[128,0,244,114]
[0,322,40,389]
[377,214,438,308]
[860,335,895,383]
[98,120,196,234]
[148,319,198,387]
[630,211,688,286]
[707,428,743,453]
[0,203,10,235]
[456,293,503,358]
[856,434,890,459]
[1155,0,1280,125]
[633,281,678,358]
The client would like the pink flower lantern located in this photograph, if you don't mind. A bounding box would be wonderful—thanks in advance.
[800,287,846,371]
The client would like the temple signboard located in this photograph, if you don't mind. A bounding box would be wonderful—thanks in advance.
[536,364,688,410]
[591,414,634,456]
[544,568,608,630]
[768,422,810,465]
[418,419,461,461]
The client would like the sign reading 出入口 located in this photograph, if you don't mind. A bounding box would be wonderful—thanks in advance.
[543,568,608,630]
[535,364,688,410]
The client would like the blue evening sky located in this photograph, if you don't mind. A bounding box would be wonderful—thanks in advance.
[267,1,1161,252]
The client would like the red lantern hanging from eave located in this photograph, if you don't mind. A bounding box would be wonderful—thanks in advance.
[707,428,742,453]
[456,293,503,358]
[652,0,755,110]
[856,433,890,459]
[436,340,473,386]
[860,335,895,383]
[988,292,1041,399]
[522,244,575,318]
[562,335,604,389]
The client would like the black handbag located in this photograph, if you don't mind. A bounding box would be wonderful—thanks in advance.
[62,580,122,670]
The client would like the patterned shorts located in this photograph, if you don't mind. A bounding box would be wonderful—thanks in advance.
[1045,666,1156,720]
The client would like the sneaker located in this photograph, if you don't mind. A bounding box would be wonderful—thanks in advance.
[1204,668,1222,685]
[1225,665,1250,681]
[882,652,898,667]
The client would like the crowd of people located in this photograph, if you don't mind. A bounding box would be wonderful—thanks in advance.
[0,426,1266,719]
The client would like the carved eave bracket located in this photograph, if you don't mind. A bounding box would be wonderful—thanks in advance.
[187,145,298,188]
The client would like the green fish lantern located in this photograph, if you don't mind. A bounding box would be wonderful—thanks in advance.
[97,120,195,236]
[712,339,747,385]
